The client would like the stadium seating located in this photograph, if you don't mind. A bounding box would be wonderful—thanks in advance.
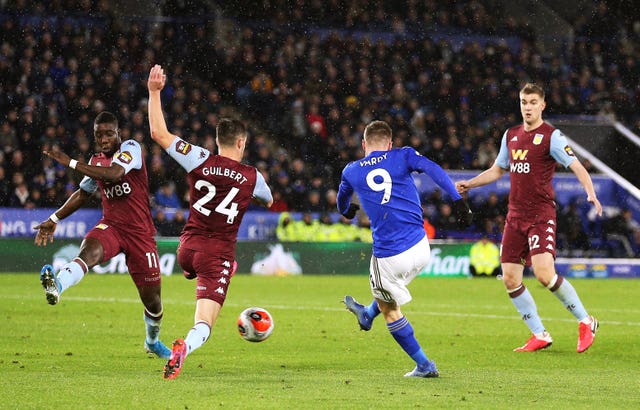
[1,1,639,256]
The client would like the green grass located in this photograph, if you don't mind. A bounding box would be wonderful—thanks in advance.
[1,273,639,409]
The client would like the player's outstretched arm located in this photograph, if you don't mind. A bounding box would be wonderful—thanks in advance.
[43,149,125,183]
[456,164,506,193]
[147,64,175,150]
[34,189,92,246]
[569,160,603,217]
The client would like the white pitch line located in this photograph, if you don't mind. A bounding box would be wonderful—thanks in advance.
[11,294,640,327]
[262,303,640,327]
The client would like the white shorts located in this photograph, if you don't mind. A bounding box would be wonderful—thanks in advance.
[369,236,430,306]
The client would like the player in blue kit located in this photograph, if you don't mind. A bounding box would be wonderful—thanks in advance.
[338,120,472,378]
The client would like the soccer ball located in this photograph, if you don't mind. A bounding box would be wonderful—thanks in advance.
[237,307,274,342]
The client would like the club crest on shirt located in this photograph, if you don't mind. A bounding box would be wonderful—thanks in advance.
[533,134,544,145]
[116,151,133,164]
[96,223,109,230]
[176,140,192,155]
[564,145,575,156]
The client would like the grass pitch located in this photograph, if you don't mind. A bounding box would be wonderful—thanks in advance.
[1,272,638,409]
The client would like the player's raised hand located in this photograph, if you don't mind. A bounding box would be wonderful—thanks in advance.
[34,219,57,246]
[588,194,603,217]
[43,149,72,168]
[148,64,166,92]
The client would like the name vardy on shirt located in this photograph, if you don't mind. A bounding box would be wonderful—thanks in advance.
[202,166,248,184]
[360,152,387,167]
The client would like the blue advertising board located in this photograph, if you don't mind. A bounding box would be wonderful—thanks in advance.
[0,208,101,238]
[0,172,634,239]
[555,257,640,278]
[0,207,283,240]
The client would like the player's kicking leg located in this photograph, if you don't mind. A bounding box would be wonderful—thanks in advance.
[40,264,61,305]
[39,258,88,305]
[343,295,376,331]
[163,339,187,380]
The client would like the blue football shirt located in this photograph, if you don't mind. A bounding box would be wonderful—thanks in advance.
[337,147,461,258]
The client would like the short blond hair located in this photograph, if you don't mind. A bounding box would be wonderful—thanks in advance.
[520,82,545,99]
[364,120,392,144]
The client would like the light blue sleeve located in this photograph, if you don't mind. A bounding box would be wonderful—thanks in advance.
[494,131,510,169]
[79,175,98,193]
[165,136,210,172]
[549,129,577,168]
[112,140,143,174]
[253,171,273,204]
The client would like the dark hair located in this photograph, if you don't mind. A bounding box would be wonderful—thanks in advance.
[94,111,118,127]
[216,118,246,147]
[364,120,392,144]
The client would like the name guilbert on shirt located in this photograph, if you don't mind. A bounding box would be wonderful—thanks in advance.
[202,166,248,184]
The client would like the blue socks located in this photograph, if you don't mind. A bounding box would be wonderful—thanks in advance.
[508,284,546,335]
[185,321,211,356]
[144,309,163,345]
[365,300,380,320]
[56,258,87,293]
[508,275,590,336]
[548,275,589,321]
[387,316,429,367]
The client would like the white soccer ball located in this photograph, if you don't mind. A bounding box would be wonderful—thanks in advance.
[237,307,274,342]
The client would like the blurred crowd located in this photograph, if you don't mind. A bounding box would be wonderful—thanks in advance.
[1,1,639,252]
[276,211,372,242]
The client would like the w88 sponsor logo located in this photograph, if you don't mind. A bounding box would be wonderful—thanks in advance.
[510,162,530,174]
[103,182,132,198]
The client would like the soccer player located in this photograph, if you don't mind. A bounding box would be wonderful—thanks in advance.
[456,83,602,353]
[147,64,273,380]
[34,111,171,359]
[338,120,472,378]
